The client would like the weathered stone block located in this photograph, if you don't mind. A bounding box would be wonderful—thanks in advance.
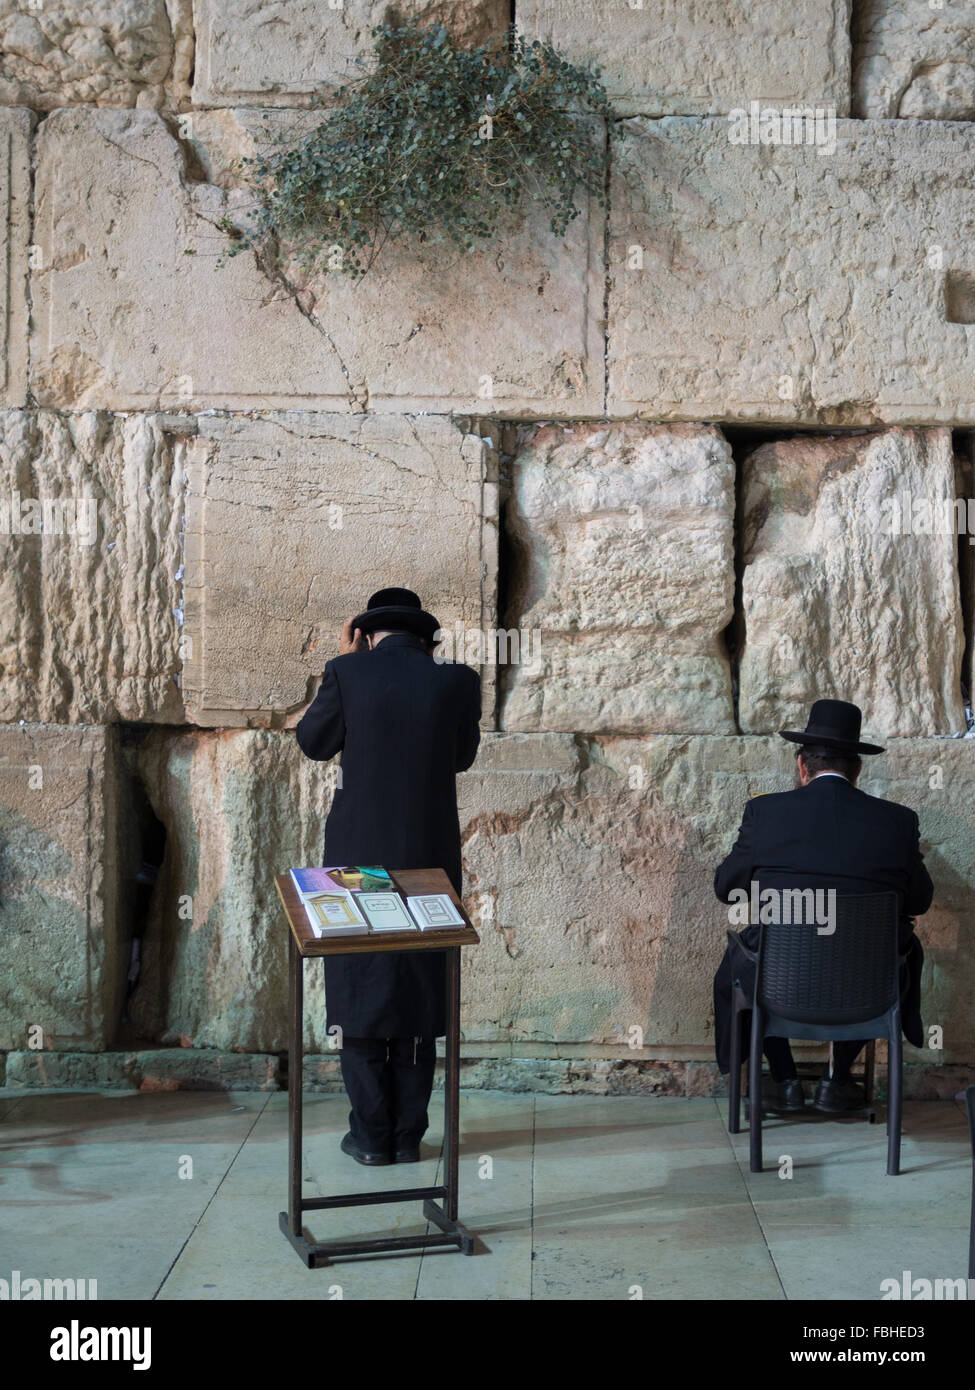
[180,412,498,726]
[519,0,851,117]
[128,729,337,1053]
[3,1047,280,1090]
[31,109,351,411]
[0,1,192,111]
[854,1,975,119]
[860,740,975,1065]
[0,724,122,1051]
[32,107,604,417]
[460,733,773,1051]
[739,428,967,739]
[500,423,735,733]
[0,108,31,408]
[0,410,185,724]
[192,0,510,106]
[608,119,975,426]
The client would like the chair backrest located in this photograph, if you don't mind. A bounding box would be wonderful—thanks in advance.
[756,891,900,1026]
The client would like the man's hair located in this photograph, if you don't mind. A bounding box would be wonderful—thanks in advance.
[796,747,862,780]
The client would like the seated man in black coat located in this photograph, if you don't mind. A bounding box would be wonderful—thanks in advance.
[713,699,932,1115]
[296,588,481,1166]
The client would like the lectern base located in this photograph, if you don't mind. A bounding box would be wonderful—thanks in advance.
[278,1203,475,1267]
[276,872,480,1272]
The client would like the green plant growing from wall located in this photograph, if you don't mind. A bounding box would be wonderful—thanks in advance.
[227,19,612,276]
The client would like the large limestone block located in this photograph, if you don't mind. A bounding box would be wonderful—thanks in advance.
[0,108,31,408]
[257,105,606,417]
[518,0,851,117]
[0,410,185,724]
[32,106,603,416]
[0,724,122,1051]
[128,729,336,1053]
[191,0,510,106]
[180,412,498,726]
[459,732,780,1049]
[500,422,735,734]
[31,109,351,411]
[854,1,975,119]
[738,428,967,739]
[608,119,975,426]
[0,1,192,110]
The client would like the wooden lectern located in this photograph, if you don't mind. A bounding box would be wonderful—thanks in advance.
[275,867,480,1266]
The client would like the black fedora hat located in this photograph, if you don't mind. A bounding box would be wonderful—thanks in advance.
[779,699,884,756]
[351,587,440,643]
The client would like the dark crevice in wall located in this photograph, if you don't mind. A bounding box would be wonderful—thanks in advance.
[112,725,168,1049]
[494,424,527,726]
[847,0,860,117]
[23,111,41,412]
[720,428,748,733]
[953,430,974,717]
[161,113,210,183]
[601,119,611,417]
[946,271,975,326]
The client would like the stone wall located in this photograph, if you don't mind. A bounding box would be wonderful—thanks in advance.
[2,2,974,1095]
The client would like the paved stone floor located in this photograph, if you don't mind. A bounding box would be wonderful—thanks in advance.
[0,1090,970,1300]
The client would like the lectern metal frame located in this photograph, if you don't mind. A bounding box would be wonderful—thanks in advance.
[275,868,479,1267]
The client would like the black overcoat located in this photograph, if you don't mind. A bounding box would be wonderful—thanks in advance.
[712,774,933,1072]
[295,631,481,1037]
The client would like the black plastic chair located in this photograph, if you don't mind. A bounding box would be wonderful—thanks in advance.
[966,1085,975,1281]
[727,891,904,1175]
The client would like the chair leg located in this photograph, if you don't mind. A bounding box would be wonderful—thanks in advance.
[886,1028,902,1176]
[729,997,742,1134]
[749,1006,764,1173]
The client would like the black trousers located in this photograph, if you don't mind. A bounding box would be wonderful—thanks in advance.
[339,1036,436,1152]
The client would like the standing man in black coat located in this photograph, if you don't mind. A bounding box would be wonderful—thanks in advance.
[296,588,482,1167]
[713,700,933,1115]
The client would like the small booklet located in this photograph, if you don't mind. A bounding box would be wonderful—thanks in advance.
[356,892,417,933]
[290,868,368,938]
[406,893,466,931]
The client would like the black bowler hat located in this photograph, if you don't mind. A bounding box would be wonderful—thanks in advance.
[779,699,884,756]
[351,587,441,643]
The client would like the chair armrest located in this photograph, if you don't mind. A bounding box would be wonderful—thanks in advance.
[726,928,758,964]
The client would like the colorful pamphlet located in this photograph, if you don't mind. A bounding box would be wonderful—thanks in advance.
[406,893,465,931]
[356,892,417,932]
[289,869,368,937]
[326,865,393,892]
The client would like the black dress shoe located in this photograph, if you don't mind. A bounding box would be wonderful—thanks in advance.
[745,1078,805,1118]
[393,1147,421,1164]
[763,1078,806,1113]
[813,1076,867,1113]
[340,1131,391,1166]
